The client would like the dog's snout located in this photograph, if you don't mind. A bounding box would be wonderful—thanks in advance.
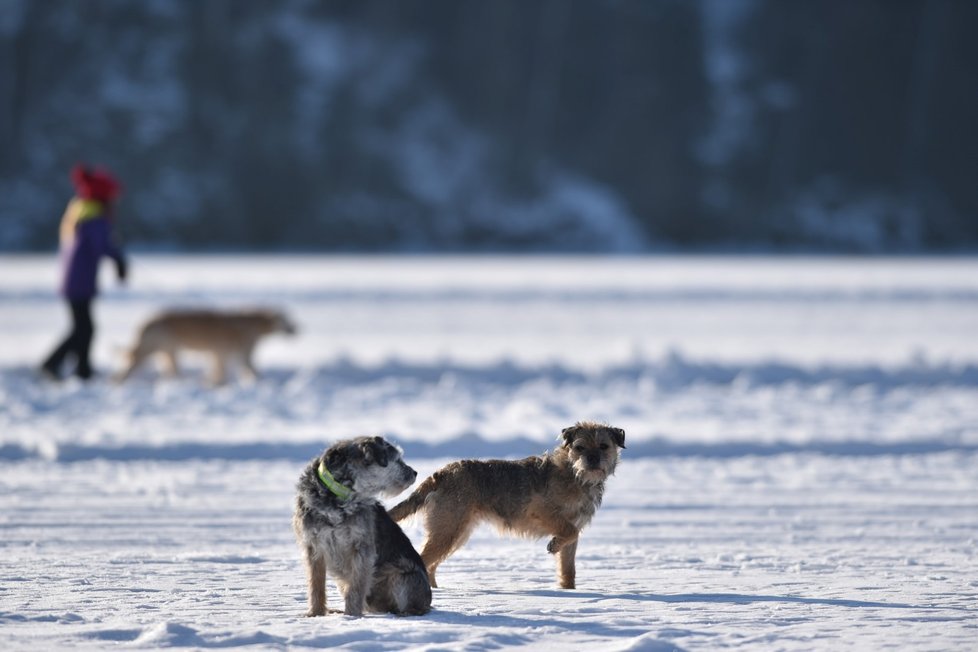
[586,453,601,467]
[399,461,417,482]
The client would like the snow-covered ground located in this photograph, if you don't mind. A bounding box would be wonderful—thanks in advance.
[1,255,977,650]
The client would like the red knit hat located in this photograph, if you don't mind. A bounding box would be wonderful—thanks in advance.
[71,164,122,202]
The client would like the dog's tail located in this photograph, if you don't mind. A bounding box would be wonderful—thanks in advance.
[388,475,438,522]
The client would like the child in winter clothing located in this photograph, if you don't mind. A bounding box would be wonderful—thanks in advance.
[41,164,128,380]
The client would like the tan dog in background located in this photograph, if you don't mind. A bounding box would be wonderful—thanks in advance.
[115,309,296,385]
[389,421,625,589]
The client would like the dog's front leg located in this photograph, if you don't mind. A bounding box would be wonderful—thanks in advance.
[545,521,580,556]
[341,548,375,617]
[304,548,328,617]
[161,349,179,377]
[546,525,580,589]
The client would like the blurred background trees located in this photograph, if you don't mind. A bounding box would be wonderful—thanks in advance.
[1,0,975,252]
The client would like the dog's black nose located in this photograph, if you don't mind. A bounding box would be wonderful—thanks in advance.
[586,453,601,467]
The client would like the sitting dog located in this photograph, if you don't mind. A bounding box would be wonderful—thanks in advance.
[389,421,625,589]
[114,308,296,385]
[293,436,432,617]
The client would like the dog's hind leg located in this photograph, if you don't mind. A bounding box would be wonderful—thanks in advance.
[367,565,432,616]
[556,539,578,589]
[208,353,227,386]
[418,509,476,589]
[393,568,433,615]
[303,547,328,617]
[405,567,433,615]
[240,346,258,382]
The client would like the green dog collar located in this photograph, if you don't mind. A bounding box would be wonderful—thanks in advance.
[317,460,352,501]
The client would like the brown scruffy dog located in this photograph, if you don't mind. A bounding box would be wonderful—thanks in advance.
[115,308,296,385]
[389,421,625,589]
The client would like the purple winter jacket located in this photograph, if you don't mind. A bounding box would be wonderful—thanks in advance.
[60,216,125,300]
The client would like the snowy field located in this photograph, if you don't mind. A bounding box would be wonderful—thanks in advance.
[1,254,977,651]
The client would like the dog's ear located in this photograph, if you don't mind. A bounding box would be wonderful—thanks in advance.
[560,426,578,447]
[360,436,390,467]
[277,311,297,334]
[610,427,626,449]
[323,446,347,470]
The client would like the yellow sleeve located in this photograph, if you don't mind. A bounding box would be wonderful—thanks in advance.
[59,199,82,246]
[58,198,104,245]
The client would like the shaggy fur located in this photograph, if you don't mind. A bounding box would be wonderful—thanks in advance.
[115,308,296,385]
[389,421,625,589]
[293,436,432,617]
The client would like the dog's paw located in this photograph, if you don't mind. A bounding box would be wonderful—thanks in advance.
[546,537,562,554]
[304,609,325,618]
[343,599,365,618]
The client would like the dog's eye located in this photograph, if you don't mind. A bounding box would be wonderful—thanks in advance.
[599,443,609,450]
[574,445,585,452]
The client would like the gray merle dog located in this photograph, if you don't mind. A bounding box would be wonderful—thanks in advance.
[293,436,431,616]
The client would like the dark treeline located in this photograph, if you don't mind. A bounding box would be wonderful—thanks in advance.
[1,0,976,252]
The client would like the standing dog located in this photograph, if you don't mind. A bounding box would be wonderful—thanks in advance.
[115,308,296,385]
[389,421,625,589]
[293,436,431,617]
